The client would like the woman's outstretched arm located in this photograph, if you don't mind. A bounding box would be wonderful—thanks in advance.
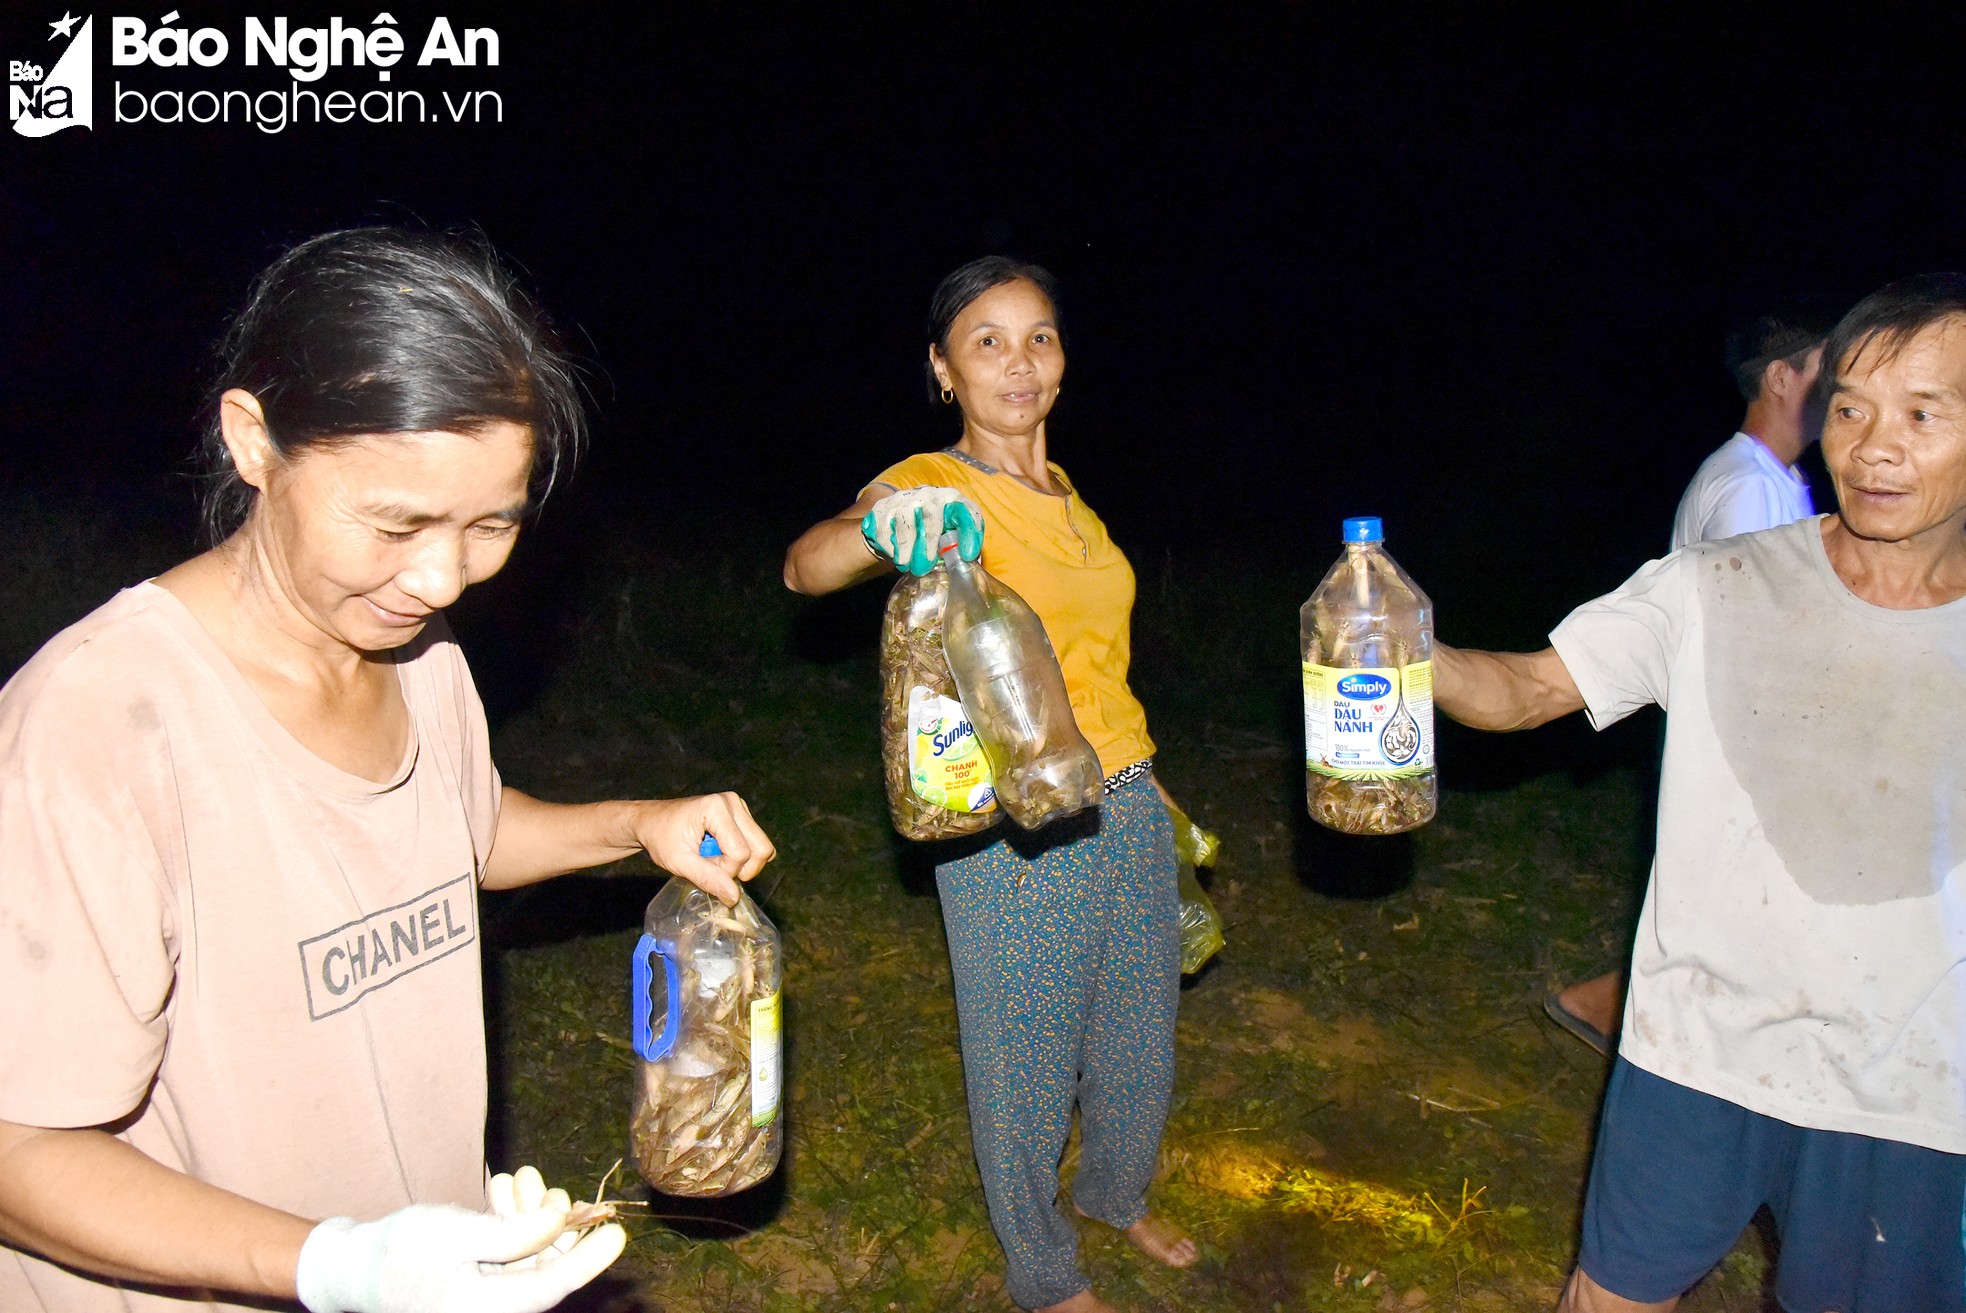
[783,491,890,596]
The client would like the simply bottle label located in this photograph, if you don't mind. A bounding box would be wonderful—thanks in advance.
[1303,662,1434,778]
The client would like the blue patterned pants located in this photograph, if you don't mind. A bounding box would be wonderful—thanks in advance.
[935,774,1181,1309]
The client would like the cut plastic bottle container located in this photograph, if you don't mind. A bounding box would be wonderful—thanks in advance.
[879,560,1004,841]
[630,834,783,1195]
[1300,516,1437,835]
[936,536,1103,829]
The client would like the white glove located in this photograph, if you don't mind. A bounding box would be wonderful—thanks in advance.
[487,1166,577,1270]
[861,486,984,576]
[295,1196,626,1313]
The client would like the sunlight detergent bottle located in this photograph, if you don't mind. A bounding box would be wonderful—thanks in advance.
[937,534,1104,829]
[1301,517,1437,835]
[630,834,783,1196]
[879,554,1004,841]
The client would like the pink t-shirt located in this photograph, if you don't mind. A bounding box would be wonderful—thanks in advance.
[0,583,502,1311]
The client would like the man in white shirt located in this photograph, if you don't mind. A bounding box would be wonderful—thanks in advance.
[1437,275,1966,1311]
[1670,313,1827,548]
[1548,313,1829,1054]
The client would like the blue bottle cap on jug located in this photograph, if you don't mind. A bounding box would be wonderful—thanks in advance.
[699,833,722,858]
[1343,516,1384,543]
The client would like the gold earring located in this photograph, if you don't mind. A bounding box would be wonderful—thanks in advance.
[940,387,954,405]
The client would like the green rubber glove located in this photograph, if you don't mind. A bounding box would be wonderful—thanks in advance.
[861,488,985,576]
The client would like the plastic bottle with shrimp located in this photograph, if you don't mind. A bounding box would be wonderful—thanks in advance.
[629,835,783,1195]
[936,533,1104,829]
[1300,516,1437,834]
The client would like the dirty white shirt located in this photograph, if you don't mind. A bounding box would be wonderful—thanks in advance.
[1550,516,1966,1153]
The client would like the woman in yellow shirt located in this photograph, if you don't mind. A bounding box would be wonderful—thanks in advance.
[785,258,1194,1313]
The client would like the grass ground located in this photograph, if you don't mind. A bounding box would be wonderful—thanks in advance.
[0,496,1782,1311]
[469,532,1782,1313]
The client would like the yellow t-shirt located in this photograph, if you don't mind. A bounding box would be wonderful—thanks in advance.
[865,449,1154,777]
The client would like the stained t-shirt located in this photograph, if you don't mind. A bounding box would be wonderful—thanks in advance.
[1551,517,1966,1152]
[866,449,1154,777]
[0,583,501,1311]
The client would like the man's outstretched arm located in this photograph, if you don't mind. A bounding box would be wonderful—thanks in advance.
[1432,643,1585,732]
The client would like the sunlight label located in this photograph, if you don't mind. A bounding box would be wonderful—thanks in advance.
[907,686,997,812]
[1303,661,1434,779]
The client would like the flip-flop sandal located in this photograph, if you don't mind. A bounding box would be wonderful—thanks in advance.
[1543,990,1614,1057]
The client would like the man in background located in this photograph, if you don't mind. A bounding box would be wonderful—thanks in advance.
[1545,311,1829,1054]
[1671,312,1829,545]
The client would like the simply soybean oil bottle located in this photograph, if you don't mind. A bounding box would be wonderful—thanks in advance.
[1300,516,1436,835]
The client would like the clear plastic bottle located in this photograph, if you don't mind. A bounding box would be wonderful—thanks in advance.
[937,536,1104,829]
[1300,516,1437,834]
[630,835,783,1195]
[878,560,1003,841]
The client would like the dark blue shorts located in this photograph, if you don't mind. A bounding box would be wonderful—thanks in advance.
[1579,1058,1966,1310]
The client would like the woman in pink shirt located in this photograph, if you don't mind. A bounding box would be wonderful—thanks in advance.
[0,228,776,1313]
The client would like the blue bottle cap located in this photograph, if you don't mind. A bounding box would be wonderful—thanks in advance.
[699,833,722,858]
[1343,516,1383,544]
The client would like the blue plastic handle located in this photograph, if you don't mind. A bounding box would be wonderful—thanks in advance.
[632,933,682,1062]
[632,837,725,1061]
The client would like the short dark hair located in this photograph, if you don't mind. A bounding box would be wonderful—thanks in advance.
[922,256,1063,404]
[1725,311,1830,403]
[1817,273,1966,404]
[200,226,584,542]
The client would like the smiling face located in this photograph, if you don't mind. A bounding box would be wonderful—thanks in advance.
[1821,316,1966,547]
[928,278,1065,436]
[246,421,534,653]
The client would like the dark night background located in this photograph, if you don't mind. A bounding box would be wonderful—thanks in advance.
[5,4,1965,694]
[10,12,1966,1299]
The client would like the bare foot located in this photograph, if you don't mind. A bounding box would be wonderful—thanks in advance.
[1556,971,1625,1040]
[1034,1291,1124,1313]
[1075,1208,1199,1268]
